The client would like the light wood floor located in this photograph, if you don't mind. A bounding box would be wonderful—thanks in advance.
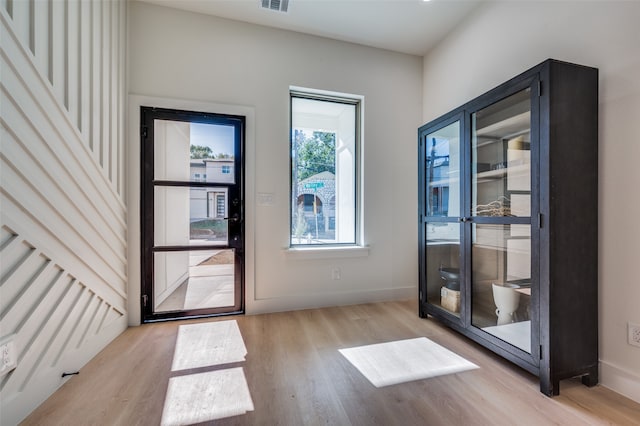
[22,300,640,425]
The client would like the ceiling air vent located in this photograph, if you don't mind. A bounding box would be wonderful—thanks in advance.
[261,0,289,13]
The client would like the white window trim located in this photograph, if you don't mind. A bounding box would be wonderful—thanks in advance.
[283,244,370,260]
[288,86,365,251]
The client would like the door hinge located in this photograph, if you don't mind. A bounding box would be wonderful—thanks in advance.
[142,294,148,307]
[537,80,542,97]
[540,345,544,359]
[538,213,543,228]
[141,126,148,139]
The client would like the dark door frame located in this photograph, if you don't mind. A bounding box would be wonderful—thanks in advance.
[140,106,245,322]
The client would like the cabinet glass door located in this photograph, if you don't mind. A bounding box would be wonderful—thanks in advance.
[423,120,462,317]
[470,88,533,352]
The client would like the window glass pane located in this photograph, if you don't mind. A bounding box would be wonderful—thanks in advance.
[471,89,531,217]
[425,121,460,217]
[154,186,229,246]
[291,95,358,245]
[154,249,235,312]
[471,224,531,353]
[154,120,236,184]
[425,223,461,317]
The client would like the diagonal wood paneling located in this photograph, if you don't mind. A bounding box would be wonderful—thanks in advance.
[0,227,126,422]
[0,1,127,424]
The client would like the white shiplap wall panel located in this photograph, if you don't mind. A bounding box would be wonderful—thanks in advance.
[80,0,91,137]
[1,92,127,272]
[90,0,101,158]
[50,0,66,108]
[1,256,60,334]
[9,0,28,50]
[32,0,49,81]
[67,0,80,129]
[0,247,46,316]
[0,1,127,424]
[0,20,126,235]
[0,192,127,313]
[100,0,109,171]
[0,237,33,283]
[118,0,126,197]
[110,0,118,184]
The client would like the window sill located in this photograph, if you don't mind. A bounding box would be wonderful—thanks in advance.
[283,245,370,260]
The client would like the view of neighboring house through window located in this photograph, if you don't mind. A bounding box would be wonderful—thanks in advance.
[290,90,360,245]
[188,123,235,242]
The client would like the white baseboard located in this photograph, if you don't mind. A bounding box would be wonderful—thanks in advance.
[246,286,416,315]
[600,360,640,403]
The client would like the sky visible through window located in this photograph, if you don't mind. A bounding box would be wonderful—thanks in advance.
[190,123,235,158]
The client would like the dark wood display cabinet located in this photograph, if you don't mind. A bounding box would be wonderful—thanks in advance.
[418,59,598,396]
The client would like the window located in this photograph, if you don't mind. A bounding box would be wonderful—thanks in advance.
[290,89,361,246]
[216,193,226,218]
[222,165,231,174]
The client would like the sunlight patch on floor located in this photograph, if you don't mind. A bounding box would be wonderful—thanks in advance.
[171,320,247,372]
[161,367,254,425]
[339,337,479,387]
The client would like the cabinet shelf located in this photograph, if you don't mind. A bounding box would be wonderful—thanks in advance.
[428,163,531,186]
[476,112,530,140]
[474,163,530,182]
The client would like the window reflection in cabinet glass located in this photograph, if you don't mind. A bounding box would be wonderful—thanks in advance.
[472,89,531,217]
[426,223,461,317]
[425,121,460,217]
[471,223,531,353]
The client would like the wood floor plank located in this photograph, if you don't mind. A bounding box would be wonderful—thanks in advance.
[21,300,640,425]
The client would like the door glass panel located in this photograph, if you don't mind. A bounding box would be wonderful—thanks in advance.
[472,224,531,353]
[426,223,461,317]
[425,121,461,218]
[154,186,229,246]
[472,89,531,217]
[154,249,236,312]
[154,120,236,184]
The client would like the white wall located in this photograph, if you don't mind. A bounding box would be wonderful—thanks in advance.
[127,1,423,319]
[422,0,640,402]
[0,1,127,424]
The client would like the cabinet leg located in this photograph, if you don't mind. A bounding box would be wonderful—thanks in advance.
[581,367,599,387]
[418,302,428,319]
[540,378,560,396]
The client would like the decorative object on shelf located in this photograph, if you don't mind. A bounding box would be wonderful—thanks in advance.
[475,196,513,217]
[492,161,507,170]
[492,283,521,325]
[439,266,460,291]
[441,286,460,313]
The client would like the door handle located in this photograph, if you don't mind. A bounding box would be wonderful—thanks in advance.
[224,214,240,222]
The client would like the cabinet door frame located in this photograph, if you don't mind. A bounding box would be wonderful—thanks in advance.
[462,74,542,368]
[418,110,466,327]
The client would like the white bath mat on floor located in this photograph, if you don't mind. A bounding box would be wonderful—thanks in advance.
[339,337,479,387]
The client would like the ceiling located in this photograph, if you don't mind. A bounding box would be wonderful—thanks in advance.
[139,0,484,56]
